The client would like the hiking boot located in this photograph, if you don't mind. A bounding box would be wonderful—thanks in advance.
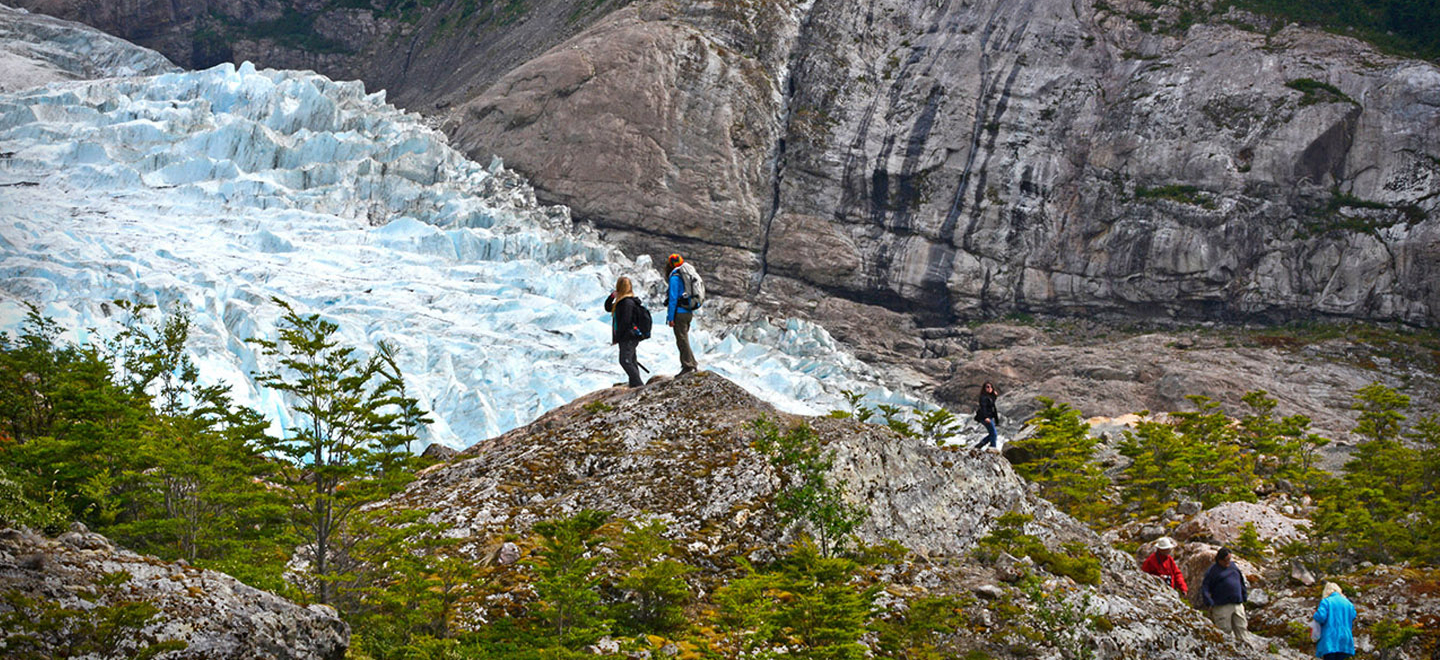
[678,367,698,376]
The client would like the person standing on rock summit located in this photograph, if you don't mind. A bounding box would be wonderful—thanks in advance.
[1201,547,1250,645]
[665,253,702,376]
[604,276,646,388]
[1312,581,1356,660]
[972,381,1001,450]
[1141,536,1188,596]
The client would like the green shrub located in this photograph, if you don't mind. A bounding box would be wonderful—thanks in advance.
[1012,399,1111,526]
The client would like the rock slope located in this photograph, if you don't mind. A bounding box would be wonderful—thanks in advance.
[0,524,348,659]
[388,372,1282,658]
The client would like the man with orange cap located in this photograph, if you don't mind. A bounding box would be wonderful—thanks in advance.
[666,253,698,375]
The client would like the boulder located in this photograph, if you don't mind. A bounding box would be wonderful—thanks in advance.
[0,527,347,659]
[1174,501,1311,548]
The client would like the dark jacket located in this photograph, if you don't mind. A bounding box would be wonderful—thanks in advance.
[606,294,640,345]
[976,392,999,423]
[1201,562,1247,607]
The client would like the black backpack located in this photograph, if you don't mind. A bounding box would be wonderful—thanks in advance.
[631,300,653,341]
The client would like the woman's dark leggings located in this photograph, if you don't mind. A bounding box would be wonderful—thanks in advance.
[1322,653,1352,660]
[618,340,643,387]
[974,419,997,449]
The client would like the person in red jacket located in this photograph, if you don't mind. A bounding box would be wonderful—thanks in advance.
[1141,536,1188,595]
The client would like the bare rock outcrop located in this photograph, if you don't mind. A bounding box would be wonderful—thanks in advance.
[1174,501,1311,548]
[387,372,1277,659]
[0,524,348,659]
[0,3,177,92]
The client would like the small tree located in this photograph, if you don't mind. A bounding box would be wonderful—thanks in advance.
[753,418,868,558]
[917,408,961,446]
[712,537,879,660]
[1012,399,1110,525]
[610,518,694,634]
[248,299,421,604]
[528,509,614,650]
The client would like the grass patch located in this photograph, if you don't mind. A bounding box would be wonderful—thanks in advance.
[1285,78,1358,106]
[1135,184,1216,209]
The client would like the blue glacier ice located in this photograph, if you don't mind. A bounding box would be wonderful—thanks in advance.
[0,53,925,448]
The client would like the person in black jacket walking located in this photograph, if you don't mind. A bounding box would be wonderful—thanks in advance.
[604,277,644,388]
[973,382,1001,450]
[1201,547,1250,646]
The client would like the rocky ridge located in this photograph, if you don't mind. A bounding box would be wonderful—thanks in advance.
[0,524,348,659]
[387,372,1288,658]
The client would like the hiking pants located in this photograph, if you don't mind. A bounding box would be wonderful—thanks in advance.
[673,312,697,371]
[1210,603,1249,644]
[974,419,997,449]
[618,339,643,387]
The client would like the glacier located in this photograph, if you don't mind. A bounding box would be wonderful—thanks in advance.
[0,37,925,447]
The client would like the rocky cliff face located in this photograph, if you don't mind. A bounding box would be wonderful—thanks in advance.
[385,372,1288,658]
[0,524,348,659]
[445,0,1440,336]
[0,3,177,91]
[4,0,625,110]
[17,0,1439,361]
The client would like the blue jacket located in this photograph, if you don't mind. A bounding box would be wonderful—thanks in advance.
[666,269,692,323]
[1313,593,1356,657]
[1200,563,1247,606]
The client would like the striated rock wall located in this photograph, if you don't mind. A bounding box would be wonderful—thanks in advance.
[0,3,177,91]
[445,0,1440,335]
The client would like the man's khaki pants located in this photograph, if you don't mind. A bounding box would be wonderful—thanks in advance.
[673,313,697,371]
[1210,603,1249,644]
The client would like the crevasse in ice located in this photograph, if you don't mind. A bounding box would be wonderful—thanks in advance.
[0,61,917,448]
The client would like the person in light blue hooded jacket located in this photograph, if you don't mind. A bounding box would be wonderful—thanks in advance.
[1313,581,1356,659]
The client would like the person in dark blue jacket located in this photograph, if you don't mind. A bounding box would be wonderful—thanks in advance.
[972,382,1001,450]
[665,253,698,375]
[1313,581,1356,659]
[1201,547,1250,645]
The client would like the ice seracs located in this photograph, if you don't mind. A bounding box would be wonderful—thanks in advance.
[0,24,916,448]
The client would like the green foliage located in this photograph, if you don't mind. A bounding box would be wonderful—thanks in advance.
[1012,399,1111,525]
[528,509,614,649]
[977,513,1102,585]
[1118,396,1256,515]
[1284,78,1356,106]
[0,571,187,659]
[248,298,424,603]
[1015,573,1098,660]
[1234,522,1269,560]
[1373,618,1423,650]
[875,404,917,438]
[872,594,971,659]
[752,418,868,558]
[712,537,879,660]
[1237,390,1330,490]
[917,408,962,446]
[1310,383,1439,566]
[0,465,65,532]
[829,389,875,423]
[610,518,694,635]
[1223,0,1440,60]
[343,509,484,659]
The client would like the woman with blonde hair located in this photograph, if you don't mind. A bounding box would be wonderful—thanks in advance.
[603,277,644,388]
[1312,581,1356,660]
